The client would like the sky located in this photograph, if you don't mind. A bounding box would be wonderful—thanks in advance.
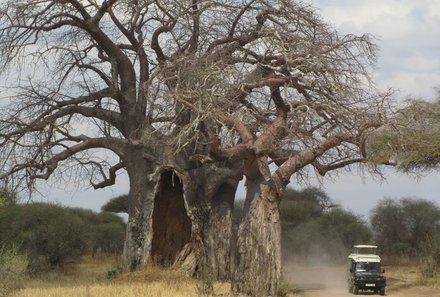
[28,0,440,219]
[307,0,440,217]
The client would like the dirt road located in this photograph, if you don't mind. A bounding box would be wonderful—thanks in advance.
[300,286,440,297]
[284,265,440,297]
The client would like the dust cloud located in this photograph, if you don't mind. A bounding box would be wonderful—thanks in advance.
[282,241,349,292]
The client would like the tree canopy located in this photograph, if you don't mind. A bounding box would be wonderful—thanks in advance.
[102,194,128,213]
[371,197,440,256]
[0,0,393,193]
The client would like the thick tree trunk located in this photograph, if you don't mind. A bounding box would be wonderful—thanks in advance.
[232,181,282,295]
[122,155,157,271]
[121,150,241,279]
[205,182,236,280]
[173,162,241,280]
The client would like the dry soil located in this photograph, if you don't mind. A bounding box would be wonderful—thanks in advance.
[285,265,440,297]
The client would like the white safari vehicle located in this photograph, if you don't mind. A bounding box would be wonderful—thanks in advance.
[347,245,386,295]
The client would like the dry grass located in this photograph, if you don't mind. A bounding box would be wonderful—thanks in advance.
[21,255,120,290]
[384,263,440,292]
[13,282,223,297]
[12,256,301,297]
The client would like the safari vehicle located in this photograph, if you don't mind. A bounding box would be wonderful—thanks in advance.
[347,245,386,295]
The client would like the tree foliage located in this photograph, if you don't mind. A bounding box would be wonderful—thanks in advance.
[370,198,440,256]
[284,208,371,263]
[0,245,28,296]
[0,203,125,270]
[280,187,337,227]
[234,187,371,262]
[367,92,440,172]
[102,194,128,213]
[280,188,371,262]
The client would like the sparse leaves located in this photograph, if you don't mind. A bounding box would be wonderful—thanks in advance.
[367,95,440,172]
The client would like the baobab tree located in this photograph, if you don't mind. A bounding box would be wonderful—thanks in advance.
[0,0,395,294]
[0,0,245,278]
[161,2,394,294]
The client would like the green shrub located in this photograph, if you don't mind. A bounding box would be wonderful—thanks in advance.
[276,280,290,297]
[0,203,126,272]
[0,245,28,296]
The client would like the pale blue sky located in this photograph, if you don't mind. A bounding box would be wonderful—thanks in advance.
[29,0,440,219]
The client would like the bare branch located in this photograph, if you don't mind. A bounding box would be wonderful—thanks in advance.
[92,161,124,189]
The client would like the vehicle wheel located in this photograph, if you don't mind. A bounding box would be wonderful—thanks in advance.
[353,285,359,295]
[379,287,385,295]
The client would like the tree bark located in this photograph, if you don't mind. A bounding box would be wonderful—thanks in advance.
[205,182,237,280]
[232,180,282,295]
[121,149,241,280]
[173,162,241,280]
[150,171,192,266]
[122,152,157,271]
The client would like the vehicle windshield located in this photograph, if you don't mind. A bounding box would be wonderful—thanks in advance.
[355,262,381,273]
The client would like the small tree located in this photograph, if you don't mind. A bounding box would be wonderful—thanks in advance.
[0,245,28,296]
[281,189,371,264]
[420,233,440,278]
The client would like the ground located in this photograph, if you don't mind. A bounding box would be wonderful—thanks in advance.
[285,264,440,297]
[10,256,440,297]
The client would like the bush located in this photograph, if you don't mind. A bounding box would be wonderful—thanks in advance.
[0,245,28,296]
[419,233,440,278]
[0,203,126,272]
[371,198,440,257]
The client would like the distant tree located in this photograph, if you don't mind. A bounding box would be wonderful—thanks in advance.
[102,194,128,214]
[0,203,125,270]
[317,208,372,250]
[280,187,337,228]
[283,201,371,262]
[232,187,371,263]
[233,186,335,229]
[371,198,440,256]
